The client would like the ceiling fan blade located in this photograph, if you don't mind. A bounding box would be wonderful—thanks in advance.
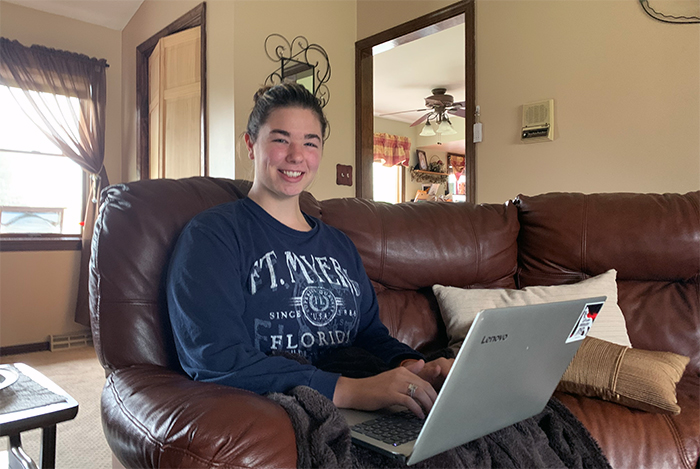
[378,108,428,117]
[451,101,466,108]
[409,113,431,127]
[447,108,467,118]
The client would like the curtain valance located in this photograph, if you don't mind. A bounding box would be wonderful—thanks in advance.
[373,132,411,167]
[0,38,108,97]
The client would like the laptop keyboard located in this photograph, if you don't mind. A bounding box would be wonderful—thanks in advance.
[350,410,424,447]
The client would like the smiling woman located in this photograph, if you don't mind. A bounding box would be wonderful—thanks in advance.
[166,82,452,425]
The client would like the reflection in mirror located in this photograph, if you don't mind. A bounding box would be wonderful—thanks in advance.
[282,59,314,93]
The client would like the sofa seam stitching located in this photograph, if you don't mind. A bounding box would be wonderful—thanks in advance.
[661,413,693,469]
[108,373,256,469]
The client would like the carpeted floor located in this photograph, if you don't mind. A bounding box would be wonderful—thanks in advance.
[0,346,111,468]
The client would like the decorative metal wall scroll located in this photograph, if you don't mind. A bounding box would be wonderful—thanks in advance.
[264,34,331,107]
[639,0,699,23]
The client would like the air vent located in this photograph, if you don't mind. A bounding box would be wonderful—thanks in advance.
[50,331,93,351]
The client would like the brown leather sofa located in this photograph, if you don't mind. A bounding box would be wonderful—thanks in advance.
[90,177,699,469]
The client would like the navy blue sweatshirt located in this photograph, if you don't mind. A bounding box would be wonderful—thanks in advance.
[167,197,421,400]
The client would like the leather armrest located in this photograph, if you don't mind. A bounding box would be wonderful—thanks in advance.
[101,365,297,468]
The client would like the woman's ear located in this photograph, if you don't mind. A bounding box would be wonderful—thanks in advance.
[244,133,255,160]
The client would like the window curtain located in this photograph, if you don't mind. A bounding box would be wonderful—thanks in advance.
[373,133,411,167]
[0,37,109,327]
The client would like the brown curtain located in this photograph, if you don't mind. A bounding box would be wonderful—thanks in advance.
[0,37,108,327]
[373,132,411,167]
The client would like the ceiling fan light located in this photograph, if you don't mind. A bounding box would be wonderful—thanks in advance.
[420,122,436,136]
[436,119,457,135]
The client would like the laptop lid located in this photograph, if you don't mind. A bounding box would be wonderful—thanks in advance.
[342,297,606,465]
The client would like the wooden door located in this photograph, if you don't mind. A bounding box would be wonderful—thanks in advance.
[149,26,202,179]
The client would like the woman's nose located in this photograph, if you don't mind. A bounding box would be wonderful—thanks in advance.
[287,142,304,162]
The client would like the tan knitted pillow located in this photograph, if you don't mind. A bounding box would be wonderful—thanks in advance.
[556,337,689,414]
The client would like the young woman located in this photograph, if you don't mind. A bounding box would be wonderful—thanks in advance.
[167,83,453,418]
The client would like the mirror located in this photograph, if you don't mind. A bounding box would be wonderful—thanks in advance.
[282,58,314,94]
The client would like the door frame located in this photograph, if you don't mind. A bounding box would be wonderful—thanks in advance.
[136,3,207,180]
[354,0,475,199]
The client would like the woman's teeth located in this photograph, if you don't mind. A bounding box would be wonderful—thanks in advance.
[282,170,302,178]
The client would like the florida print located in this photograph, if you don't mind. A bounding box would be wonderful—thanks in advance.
[250,249,361,359]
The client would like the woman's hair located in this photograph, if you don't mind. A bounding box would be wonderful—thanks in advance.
[246,82,328,143]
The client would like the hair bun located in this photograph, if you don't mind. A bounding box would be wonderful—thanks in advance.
[253,86,274,104]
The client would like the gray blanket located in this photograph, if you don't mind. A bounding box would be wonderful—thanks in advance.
[267,386,612,469]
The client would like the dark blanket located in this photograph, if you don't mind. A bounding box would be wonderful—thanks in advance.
[267,348,611,469]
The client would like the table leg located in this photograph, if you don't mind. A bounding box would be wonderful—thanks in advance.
[40,425,57,469]
[8,434,38,469]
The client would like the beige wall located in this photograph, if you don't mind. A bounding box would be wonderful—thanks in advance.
[356,0,457,40]
[0,1,122,348]
[475,0,700,203]
[231,1,357,201]
[122,0,356,201]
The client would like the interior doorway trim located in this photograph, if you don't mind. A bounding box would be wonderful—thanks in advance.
[355,0,475,199]
[136,3,207,180]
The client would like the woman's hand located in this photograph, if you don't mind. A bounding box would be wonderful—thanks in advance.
[401,358,454,391]
[332,367,437,418]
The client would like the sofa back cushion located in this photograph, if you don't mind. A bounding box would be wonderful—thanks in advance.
[319,198,520,352]
[516,191,700,375]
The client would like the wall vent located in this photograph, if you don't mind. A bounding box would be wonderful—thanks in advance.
[50,331,93,351]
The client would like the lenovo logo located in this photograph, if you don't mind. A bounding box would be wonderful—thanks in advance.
[481,334,508,344]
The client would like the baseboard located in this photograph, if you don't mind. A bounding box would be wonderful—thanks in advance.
[0,341,50,356]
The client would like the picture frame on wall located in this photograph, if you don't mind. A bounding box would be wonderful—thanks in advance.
[417,150,427,170]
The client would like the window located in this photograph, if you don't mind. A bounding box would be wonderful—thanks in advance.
[0,86,85,240]
[372,162,404,204]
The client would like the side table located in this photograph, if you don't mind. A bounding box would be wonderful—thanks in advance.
[0,363,79,469]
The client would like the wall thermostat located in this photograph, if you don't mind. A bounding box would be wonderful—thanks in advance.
[521,99,554,143]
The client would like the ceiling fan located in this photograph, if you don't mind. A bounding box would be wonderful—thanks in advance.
[380,87,466,128]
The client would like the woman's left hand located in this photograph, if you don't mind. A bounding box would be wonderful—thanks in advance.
[401,358,454,391]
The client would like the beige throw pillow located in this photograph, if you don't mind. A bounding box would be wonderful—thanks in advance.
[433,269,631,355]
[556,337,689,414]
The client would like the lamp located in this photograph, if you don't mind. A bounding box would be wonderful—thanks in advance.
[419,119,436,137]
[436,115,457,135]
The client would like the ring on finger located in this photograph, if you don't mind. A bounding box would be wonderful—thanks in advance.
[407,383,418,399]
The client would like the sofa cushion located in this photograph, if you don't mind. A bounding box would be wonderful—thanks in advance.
[433,269,631,354]
[557,337,689,414]
[515,191,700,376]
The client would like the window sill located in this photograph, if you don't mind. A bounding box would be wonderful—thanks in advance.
[0,235,82,252]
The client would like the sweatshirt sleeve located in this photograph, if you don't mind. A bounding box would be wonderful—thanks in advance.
[347,243,424,366]
[166,219,341,399]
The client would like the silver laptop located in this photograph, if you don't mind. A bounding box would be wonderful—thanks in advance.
[340,297,606,465]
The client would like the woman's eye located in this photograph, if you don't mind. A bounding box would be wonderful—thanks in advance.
[305,142,319,148]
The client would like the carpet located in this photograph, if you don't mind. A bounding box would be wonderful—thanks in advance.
[0,346,111,469]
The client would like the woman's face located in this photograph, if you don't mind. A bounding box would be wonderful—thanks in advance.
[246,106,323,201]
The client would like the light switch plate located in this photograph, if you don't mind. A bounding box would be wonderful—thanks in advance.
[336,164,352,186]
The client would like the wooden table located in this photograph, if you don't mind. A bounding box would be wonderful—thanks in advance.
[0,363,79,469]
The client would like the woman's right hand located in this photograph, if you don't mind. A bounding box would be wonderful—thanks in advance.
[332,365,437,418]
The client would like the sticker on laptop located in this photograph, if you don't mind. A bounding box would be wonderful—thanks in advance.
[566,302,604,343]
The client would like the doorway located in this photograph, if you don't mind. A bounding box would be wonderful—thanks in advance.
[136,3,207,180]
[354,1,475,200]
